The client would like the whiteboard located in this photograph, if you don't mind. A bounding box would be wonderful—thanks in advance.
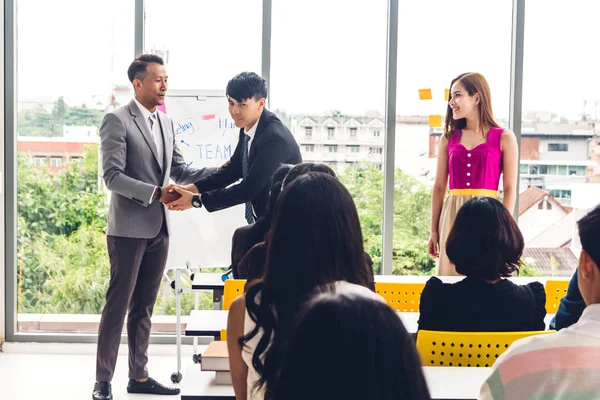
[161,90,246,269]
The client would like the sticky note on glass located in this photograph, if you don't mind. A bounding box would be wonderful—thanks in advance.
[444,89,450,101]
[418,89,432,100]
[429,115,442,127]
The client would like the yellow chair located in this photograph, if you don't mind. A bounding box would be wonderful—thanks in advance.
[223,279,247,310]
[416,330,555,367]
[220,329,227,341]
[545,280,569,314]
[375,282,425,312]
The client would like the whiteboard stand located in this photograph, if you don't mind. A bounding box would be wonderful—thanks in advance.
[167,262,203,383]
[169,263,227,383]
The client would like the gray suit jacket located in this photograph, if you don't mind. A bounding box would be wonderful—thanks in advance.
[101,99,212,239]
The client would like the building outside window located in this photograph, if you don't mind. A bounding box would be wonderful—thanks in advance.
[327,127,335,140]
[305,126,313,139]
[548,143,568,152]
[34,156,47,167]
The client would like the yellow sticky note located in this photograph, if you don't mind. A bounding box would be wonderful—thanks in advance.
[429,115,442,127]
[418,88,432,100]
[444,88,450,101]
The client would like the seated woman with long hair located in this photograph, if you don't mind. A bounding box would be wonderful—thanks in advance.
[269,289,431,400]
[237,162,338,282]
[418,197,546,332]
[226,173,374,400]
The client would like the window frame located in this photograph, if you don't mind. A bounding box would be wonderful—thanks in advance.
[3,0,530,342]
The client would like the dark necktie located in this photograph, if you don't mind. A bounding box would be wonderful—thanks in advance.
[242,133,255,224]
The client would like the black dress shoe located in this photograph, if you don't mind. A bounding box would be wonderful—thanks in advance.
[92,381,113,400]
[127,377,180,395]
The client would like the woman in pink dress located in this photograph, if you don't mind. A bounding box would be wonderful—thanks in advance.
[428,72,519,276]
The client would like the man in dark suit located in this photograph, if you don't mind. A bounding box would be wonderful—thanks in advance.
[166,72,302,223]
[93,54,213,400]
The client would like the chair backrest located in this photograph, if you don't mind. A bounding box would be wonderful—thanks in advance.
[223,279,247,310]
[416,330,555,367]
[545,279,569,314]
[374,282,425,312]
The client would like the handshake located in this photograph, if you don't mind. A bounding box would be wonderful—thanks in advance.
[157,183,199,211]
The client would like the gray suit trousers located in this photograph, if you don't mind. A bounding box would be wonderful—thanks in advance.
[95,221,169,382]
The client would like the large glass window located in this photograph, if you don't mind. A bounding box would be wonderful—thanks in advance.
[145,0,262,91]
[394,0,512,275]
[15,0,134,332]
[270,0,387,273]
[520,0,599,277]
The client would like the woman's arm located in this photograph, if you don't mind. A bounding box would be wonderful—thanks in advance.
[428,136,449,257]
[227,295,248,400]
[501,130,519,215]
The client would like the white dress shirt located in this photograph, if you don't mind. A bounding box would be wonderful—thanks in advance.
[244,120,258,155]
[133,97,164,204]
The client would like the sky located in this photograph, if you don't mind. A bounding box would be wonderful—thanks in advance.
[15,0,600,121]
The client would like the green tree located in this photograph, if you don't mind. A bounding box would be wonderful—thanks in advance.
[17,149,217,315]
[338,164,433,276]
[18,107,54,136]
[18,98,104,137]
[65,104,104,127]
[392,169,434,275]
[52,96,67,120]
[17,153,109,312]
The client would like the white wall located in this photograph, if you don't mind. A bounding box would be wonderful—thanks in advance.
[519,198,568,244]
[569,183,600,252]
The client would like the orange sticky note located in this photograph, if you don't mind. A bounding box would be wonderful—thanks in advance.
[444,88,450,101]
[429,115,442,127]
[418,88,432,100]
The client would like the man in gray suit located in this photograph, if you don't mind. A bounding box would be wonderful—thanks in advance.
[93,54,211,400]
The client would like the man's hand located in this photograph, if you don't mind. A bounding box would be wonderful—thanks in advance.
[159,185,182,204]
[165,186,196,211]
[165,183,199,195]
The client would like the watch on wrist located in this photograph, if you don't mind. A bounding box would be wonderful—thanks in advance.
[155,186,163,200]
[192,194,203,208]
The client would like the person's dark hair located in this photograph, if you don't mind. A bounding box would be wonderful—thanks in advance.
[282,162,336,189]
[226,72,268,102]
[241,173,372,393]
[264,164,294,220]
[127,54,164,83]
[578,204,600,269]
[268,291,431,400]
[446,197,523,280]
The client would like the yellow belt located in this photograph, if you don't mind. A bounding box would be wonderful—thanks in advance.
[449,189,498,197]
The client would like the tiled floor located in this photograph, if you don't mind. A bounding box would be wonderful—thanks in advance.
[0,342,204,400]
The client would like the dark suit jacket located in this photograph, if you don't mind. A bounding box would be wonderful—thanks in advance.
[193,109,302,218]
[550,269,585,330]
[230,217,270,278]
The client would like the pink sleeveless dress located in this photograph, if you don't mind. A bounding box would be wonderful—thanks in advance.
[436,127,504,276]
